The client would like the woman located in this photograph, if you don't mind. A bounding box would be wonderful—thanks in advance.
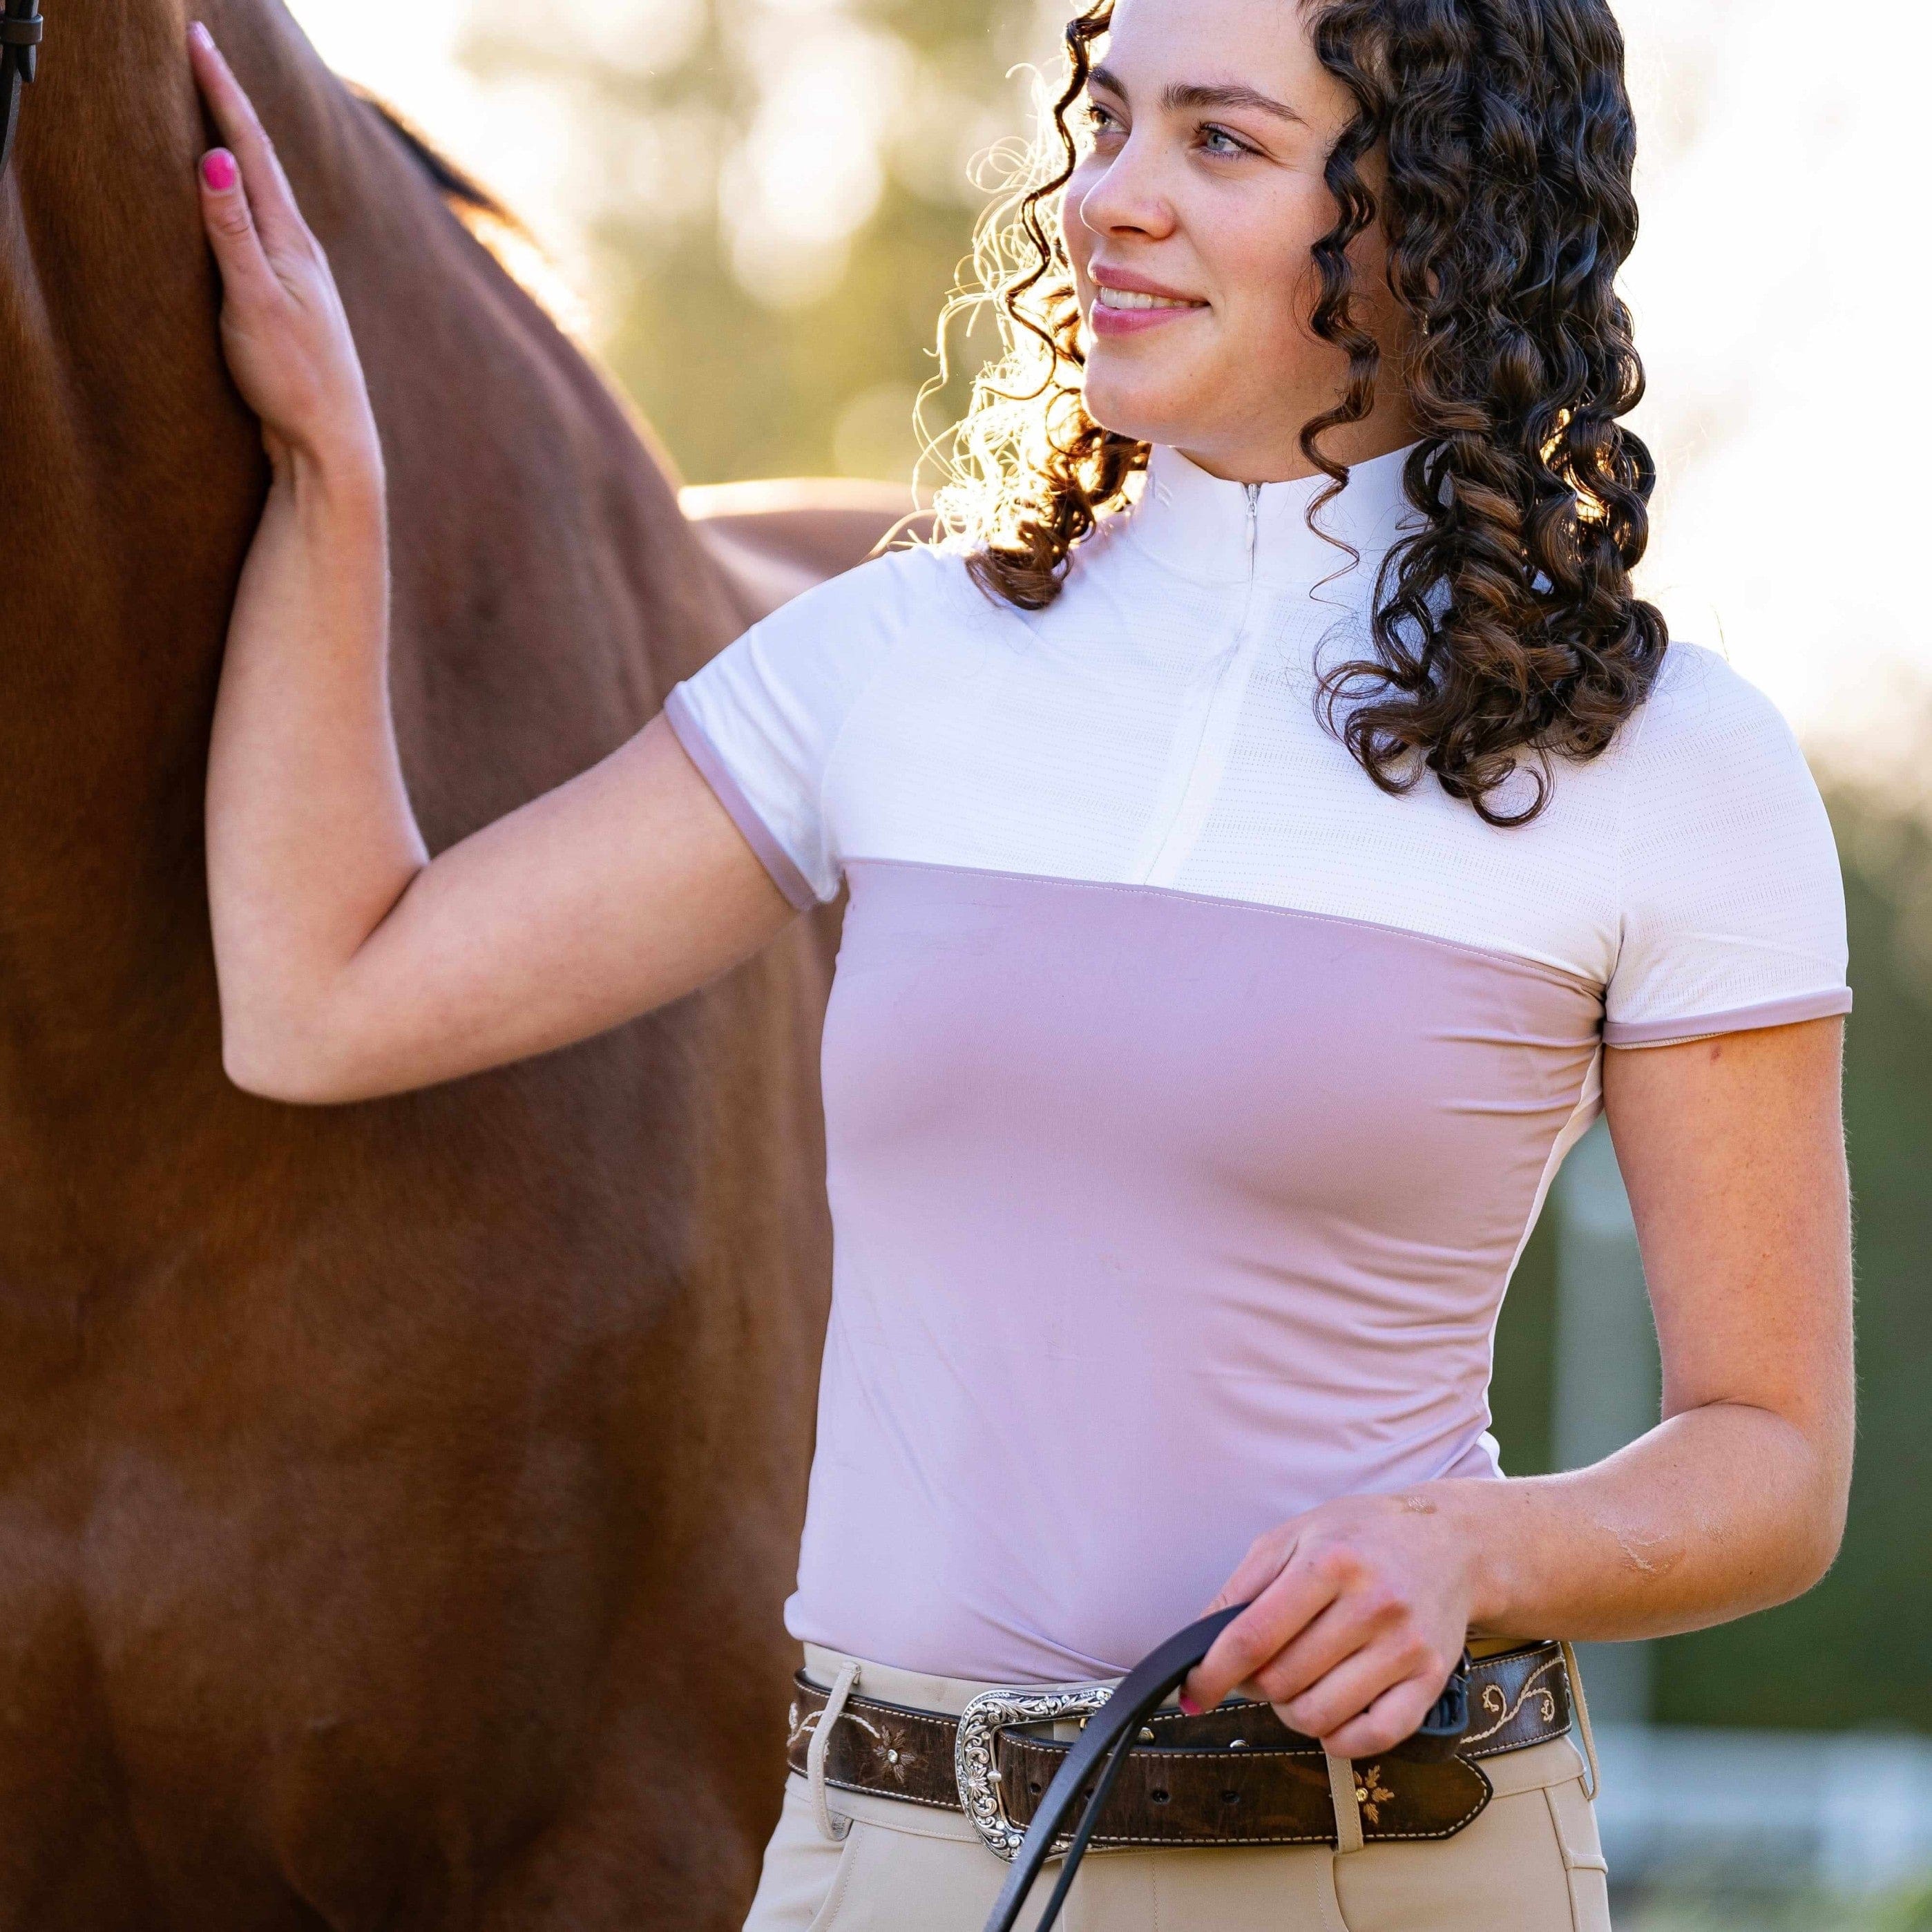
[186,0,1854,1923]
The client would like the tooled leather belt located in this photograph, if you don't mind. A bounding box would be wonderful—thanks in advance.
[786,1640,1574,1855]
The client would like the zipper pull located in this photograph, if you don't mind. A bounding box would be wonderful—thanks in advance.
[1244,482,1261,577]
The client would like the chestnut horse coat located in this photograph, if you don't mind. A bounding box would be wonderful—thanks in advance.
[0,0,901,1923]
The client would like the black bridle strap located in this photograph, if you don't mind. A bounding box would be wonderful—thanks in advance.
[0,0,44,176]
[981,1605,1247,1932]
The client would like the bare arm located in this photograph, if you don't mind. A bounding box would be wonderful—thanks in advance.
[1462,1019,1853,1634]
[1185,1016,1853,1755]
[191,29,791,1104]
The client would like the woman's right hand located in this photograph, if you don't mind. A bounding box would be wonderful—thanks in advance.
[188,21,379,477]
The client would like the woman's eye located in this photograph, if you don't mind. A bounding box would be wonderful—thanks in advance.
[1198,124,1253,157]
[1084,102,1122,137]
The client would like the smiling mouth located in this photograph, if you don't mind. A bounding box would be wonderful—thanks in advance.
[1094,286,1205,312]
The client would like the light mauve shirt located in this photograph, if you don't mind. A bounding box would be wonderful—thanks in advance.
[665,442,1852,1683]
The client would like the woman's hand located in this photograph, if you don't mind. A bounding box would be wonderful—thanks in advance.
[188,23,379,477]
[1182,1486,1480,1759]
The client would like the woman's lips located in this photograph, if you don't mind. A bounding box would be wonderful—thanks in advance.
[1089,283,1209,337]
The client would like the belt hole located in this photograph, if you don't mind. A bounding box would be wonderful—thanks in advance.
[1221,1790,1241,1805]
[1150,1788,1170,1804]
[1029,1780,1042,1795]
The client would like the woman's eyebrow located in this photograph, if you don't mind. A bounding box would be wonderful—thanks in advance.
[1087,66,1306,126]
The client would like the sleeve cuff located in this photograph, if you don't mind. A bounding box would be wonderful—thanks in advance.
[1603,986,1853,1049]
[663,685,821,913]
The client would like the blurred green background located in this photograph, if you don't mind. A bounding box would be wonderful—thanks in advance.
[459,0,1055,490]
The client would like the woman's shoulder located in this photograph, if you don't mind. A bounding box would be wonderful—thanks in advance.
[1622,638,1808,776]
[664,540,997,909]
[673,538,1000,756]
[1610,639,1837,867]
[753,535,986,640]
[1603,636,1848,1035]
[707,536,997,698]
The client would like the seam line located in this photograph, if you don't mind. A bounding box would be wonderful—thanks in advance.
[845,855,1605,994]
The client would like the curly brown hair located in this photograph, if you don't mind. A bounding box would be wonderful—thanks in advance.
[933,0,1668,828]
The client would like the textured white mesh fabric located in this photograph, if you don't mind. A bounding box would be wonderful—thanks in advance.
[667,441,1850,1047]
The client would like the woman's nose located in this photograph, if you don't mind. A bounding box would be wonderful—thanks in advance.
[1073,140,1178,243]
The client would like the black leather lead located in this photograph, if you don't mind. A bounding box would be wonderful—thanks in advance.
[1404,1647,1474,1763]
[982,1607,1244,1932]
[981,1609,1476,1932]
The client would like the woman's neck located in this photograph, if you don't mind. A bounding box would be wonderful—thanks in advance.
[1176,397,1423,487]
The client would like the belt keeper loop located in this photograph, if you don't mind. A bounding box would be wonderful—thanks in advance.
[808,1659,861,1844]
[1326,1752,1366,1855]
[1560,1641,1601,1801]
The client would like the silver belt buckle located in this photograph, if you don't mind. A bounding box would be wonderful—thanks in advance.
[955,1681,1117,1861]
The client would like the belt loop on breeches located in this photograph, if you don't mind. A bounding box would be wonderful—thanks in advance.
[808,1658,862,1843]
[1560,1641,1602,1799]
[1325,1752,1366,1856]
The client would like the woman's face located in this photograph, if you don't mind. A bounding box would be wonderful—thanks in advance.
[1063,0,1415,481]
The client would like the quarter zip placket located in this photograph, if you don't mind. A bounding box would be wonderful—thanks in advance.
[1128,483,1271,888]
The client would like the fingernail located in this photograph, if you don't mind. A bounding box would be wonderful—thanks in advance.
[189,21,214,50]
[201,149,237,192]
[1178,1692,1202,1717]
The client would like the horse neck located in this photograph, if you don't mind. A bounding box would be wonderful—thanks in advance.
[0,0,356,1077]
[0,0,734,1120]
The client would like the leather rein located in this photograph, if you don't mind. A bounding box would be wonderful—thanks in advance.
[0,0,44,174]
[982,1605,1473,1932]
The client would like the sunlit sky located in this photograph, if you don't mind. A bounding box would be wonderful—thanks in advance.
[287,0,1929,769]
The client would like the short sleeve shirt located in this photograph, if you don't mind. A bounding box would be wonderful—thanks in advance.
[665,441,1853,1683]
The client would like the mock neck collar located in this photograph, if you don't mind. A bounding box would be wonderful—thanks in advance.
[1123,440,1422,589]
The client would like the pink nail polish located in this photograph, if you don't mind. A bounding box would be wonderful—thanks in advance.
[1178,1692,1202,1717]
[189,21,213,50]
[201,150,237,192]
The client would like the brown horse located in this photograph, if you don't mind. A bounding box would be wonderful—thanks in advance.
[0,1,906,1923]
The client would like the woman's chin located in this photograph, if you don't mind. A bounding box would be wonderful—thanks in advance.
[1080,363,1205,452]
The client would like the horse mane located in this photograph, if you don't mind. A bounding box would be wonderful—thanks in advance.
[346,82,510,221]
[345,82,584,328]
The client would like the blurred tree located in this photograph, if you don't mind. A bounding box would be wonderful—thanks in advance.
[461,0,1063,488]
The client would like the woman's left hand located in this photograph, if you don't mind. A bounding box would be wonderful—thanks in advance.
[1182,1486,1480,1758]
